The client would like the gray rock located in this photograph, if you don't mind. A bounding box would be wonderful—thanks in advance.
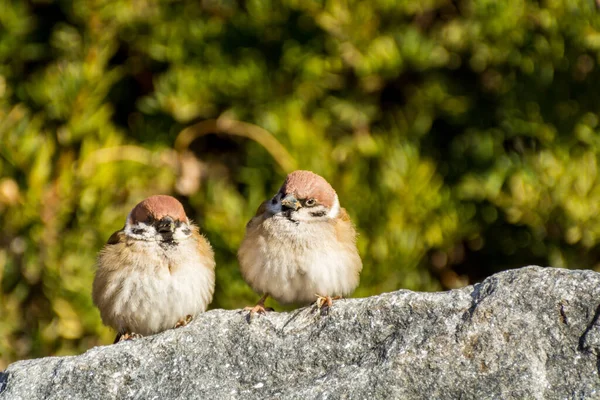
[1,266,600,399]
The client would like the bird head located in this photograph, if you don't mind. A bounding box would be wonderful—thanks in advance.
[268,170,340,223]
[124,195,193,243]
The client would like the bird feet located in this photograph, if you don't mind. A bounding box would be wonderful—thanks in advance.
[115,331,143,343]
[243,294,273,321]
[315,294,342,315]
[174,314,193,329]
[243,303,274,316]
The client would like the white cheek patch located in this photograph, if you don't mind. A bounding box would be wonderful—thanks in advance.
[328,194,340,218]
[124,213,157,241]
[172,224,193,241]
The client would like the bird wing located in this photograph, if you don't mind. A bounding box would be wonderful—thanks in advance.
[253,200,269,217]
[334,207,357,243]
[245,200,270,228]
[337,207,352,222]
[334,207,363,274]
[106,229,125,245]
[191,225,216,271]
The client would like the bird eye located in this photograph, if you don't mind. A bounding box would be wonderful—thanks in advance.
[305,198,317,207]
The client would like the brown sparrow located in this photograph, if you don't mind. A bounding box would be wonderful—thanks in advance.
[92,195,215,342]
[238,170,362,315]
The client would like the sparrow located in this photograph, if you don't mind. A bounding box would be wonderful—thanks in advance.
[238,170,362,315]
[92,195,215,342]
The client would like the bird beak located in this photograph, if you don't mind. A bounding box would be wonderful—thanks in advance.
[281,194,300,211]
[157,216,175,233]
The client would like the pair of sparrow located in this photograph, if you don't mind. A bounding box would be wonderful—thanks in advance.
[92,170,362,342]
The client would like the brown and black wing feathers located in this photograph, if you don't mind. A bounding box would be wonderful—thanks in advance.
[106,229,125,245]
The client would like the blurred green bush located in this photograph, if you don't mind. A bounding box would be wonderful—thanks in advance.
[1,0,600,366]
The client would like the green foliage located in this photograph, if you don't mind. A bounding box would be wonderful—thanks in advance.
[1,0,600,367]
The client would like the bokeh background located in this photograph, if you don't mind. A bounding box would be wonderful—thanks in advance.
[1,0,600,367]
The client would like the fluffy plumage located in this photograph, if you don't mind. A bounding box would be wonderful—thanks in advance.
[92,195,215,340]
[238,170,362,309]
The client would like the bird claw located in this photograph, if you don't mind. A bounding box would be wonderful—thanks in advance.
[243,304,273,315]
[243,294,272,322]
[116,332,143,343]
[314,294,342,315]
[174,314,193,329]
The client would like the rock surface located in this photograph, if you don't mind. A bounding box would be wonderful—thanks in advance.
[1,266,600,399]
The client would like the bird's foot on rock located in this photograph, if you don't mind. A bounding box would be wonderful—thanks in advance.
[314,295,342,315]
[115,332,143,343]
[243,294,273,322]
[174,314,193,329]
[243,304,274,316]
